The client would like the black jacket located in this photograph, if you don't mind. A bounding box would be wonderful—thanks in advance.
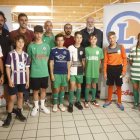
[80,27,103,48]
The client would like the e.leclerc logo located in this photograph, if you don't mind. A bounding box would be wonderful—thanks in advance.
[106,11,140,53]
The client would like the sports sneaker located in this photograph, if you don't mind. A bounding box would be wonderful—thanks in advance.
[40,106,50,114]
[132,103,139,110]
[84,100,89,108]
[2,117,12,128]
[16,111,26,122]
[24,100,33,108]
[103,100,112,108]
[59,104,66,112]
[31,107,39,116]
[91,100,100,107]
[68,103,73,113]
[53,104,58,112]
[117,102,124,110]
[75,101,83,110]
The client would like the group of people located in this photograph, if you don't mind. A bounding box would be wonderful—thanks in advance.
[0,11,139,128]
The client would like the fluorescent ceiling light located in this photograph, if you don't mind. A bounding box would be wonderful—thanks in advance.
[15,6,50,12]
[28,16,51,19]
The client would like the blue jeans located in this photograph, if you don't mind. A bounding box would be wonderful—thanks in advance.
[24,88,30,100]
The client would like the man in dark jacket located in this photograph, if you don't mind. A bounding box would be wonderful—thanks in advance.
[80,17,103,98]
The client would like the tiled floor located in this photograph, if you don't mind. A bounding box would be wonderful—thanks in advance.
[0,94,140,140]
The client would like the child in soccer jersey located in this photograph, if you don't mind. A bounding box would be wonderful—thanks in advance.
[68,31,85,112]
[84,33,104,108]
[27,25,50,116]
[50,33,70,112]
[3,34,30,127]
[103,31,127,110]
[129,33,140,110]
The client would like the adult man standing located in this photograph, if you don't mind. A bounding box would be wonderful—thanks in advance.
[63,23,75,48]
[42,21,56,95]
[0,11,15,113]
[10,13,34,107]
[80,17,103,98]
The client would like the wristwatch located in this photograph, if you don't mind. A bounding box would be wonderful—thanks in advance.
[1,73,4,75]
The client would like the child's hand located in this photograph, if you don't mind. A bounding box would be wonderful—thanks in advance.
[122,72,126,77]
[51,75,55,81]
[9,80,15,87]
[104,74,107,80]
[67,74,70,81]
[0,75,4,85]
[25,81,29,89]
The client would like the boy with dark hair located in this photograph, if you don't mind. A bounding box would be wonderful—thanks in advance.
[103,31,127,110]
[27,25,50,116]
[3,34,30,127]
[50,33,70,112]
[68,31,85,112]
[84,33,104,108]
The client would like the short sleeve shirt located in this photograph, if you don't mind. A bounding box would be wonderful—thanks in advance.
[5,50,30,84]
[0,46,3,58]
[27,42,50,78]
[68,45,85,75]
[49,47,70,74]
[85,46,104,78]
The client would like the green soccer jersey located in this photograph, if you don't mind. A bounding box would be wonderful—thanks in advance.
[129,46,140,81]
[42,33,56,49]
[27,42,50,78]
[85,46,104,78]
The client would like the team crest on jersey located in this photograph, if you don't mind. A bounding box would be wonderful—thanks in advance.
[96,51,99,55]
[118,50,121,54]
[80,51,83,55]
[18,62,24,69]
[56,54,66,60]
[63,51,67,55]
[43,47,46,51]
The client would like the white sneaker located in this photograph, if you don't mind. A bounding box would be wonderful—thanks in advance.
[31,107,39,116]
[40,106,50,114]
[59,104,66,112]
[53,104,58,112]
[24,100,33,108]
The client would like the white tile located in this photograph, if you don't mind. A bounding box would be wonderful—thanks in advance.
[106,113,118,119]
[93,109,104,114]
[102,125,117,132]
[133,130,140,139]
[102,108,114,113]
[106,132,123,140]
[26,117,38,123]
[23,130,37,138]
[63,121,75,128]
[51,122,63,128]
[87,120,100,126]
[51,128,64,136]
[62,115,73,121]
[77,126,91,134]
[11,123,25,131]
[73,115,85,121]
[85,114,96,120]
[51,136,65,140]
[99,119,112,125]
[114,124,129,132]
[38,122,50,129]
[90,126,104,134]
[95,114,107,119]
[121,117,135,124]
[93,132,108,140]
[72,110,83,115]
[126,123,140,131]
[82,110,93,115]
[8,131,23,139]
[127,111,139,117]
[110,118,124,125]
[51,116,62,122]
[132,117,140,123]
[64,127,77,135]
[117,112,129,118]
[120,131,136,139]
[79,134,94,140]
[37,129,50,137]
[75,120,88,127]
[65,135,79,140]
[0,132,9,139]
[37,137,50,140]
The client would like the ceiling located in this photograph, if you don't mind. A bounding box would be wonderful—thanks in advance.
[0,0,140,34]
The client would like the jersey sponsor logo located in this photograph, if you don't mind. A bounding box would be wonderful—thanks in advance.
[80,51,83,55]
[71,61,82,67]
[96,51,99,55]
[87,56,98,60]
[35,54,47,61]
[63,51,67,55]
[55,54,66,60]
[43,47,46,51]
[118,50,121,54]
[55,51,58,53]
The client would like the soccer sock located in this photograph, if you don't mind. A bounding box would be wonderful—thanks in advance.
[17,108,22,113]
[76,89,81,102]
[116,86,122,103]
[53,93,58,105]
[133,90,139,105]
[91,87,96,101]
[85,88,90,101]
[7,112,12,118]
[59,91,65,104]
[34,100,39,108]
[108,85,114,102]
[40,99,45,108]
[69,90,74,103]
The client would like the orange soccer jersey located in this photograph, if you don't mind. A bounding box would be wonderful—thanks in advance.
[104,43,127,74]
